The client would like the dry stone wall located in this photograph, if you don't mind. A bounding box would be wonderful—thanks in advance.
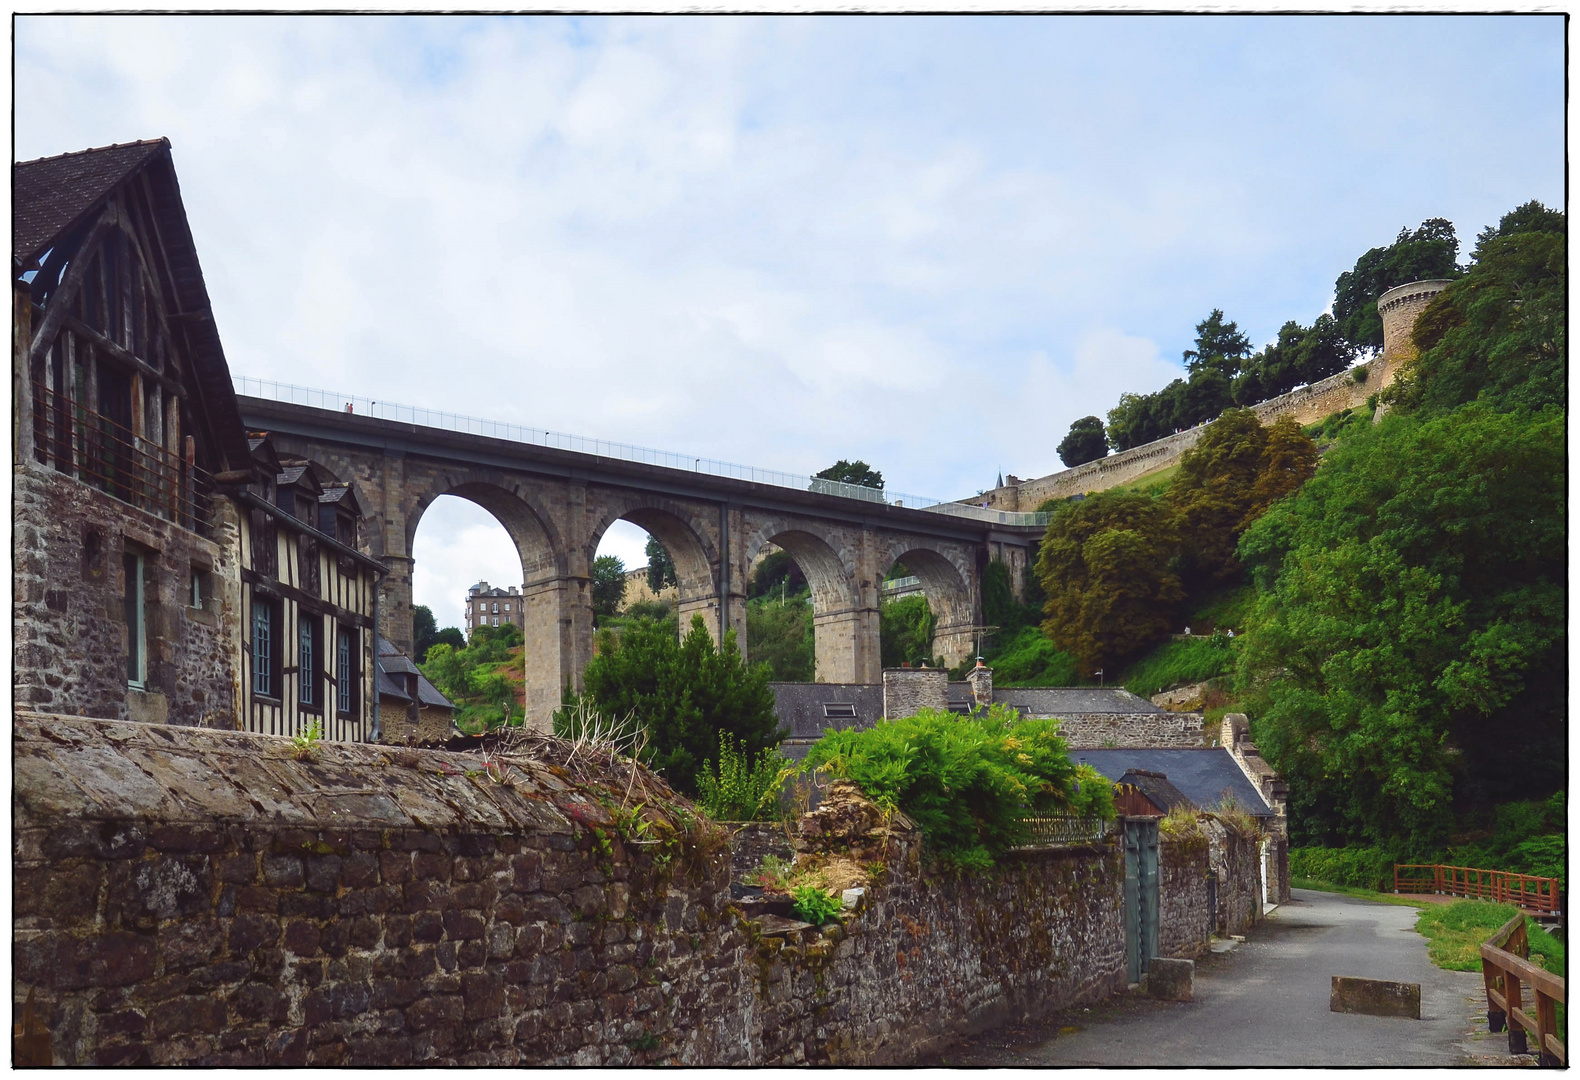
[15,714,1146,1067]
[1053,712,1205,749]
[1158,836,1212,960]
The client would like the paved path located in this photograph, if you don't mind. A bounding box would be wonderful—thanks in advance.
[923,889,1515,1067]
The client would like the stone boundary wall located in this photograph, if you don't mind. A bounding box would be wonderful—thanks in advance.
[14,715,1145,1067]
[1052,712,1205,749]
[1158,837,1211,960]
[982,362,1385,511]
[1157,819,1263,960]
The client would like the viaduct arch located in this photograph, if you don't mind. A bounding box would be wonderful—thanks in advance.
[240,395,1045,729]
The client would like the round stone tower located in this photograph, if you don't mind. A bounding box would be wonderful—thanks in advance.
[1377,278,1453,358]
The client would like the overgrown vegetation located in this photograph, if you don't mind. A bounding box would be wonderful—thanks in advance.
[879,593,940,669]
[421,623,526,733]
[971,626,1080,686]
[745,588,814,682]
[802,706,1115,870]
[1119,634,1236,699]
[561,614,784,797]
[695,734,789,822]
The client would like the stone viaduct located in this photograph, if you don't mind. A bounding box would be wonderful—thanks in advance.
[237,395,1045,728]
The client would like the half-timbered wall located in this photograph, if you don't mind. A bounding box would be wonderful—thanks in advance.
[237,501,378,742]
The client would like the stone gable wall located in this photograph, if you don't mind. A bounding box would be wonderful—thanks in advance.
[14,714,1151,1067]
[12,465,242,729]
[1051,712,1205,748]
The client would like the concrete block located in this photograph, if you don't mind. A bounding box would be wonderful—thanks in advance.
[1147,957,1193,1001]
[1329,976,1420,1019]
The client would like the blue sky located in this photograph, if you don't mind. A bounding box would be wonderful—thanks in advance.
[15,14,1564,628]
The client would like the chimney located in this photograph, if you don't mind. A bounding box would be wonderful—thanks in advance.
[966,661,994,708]
[882,665,947,719]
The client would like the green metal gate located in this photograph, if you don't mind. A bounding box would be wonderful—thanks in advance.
[1123,817,1160,984]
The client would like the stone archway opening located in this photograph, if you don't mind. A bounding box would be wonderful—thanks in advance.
[881,547,977,671]
[586,503,721,651]
[406,482,565,732]
[743,527,870,684]
[744,542,815,682]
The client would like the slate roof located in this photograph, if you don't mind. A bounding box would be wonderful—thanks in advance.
[1071,749,1273,817]
[15,138,253,473]
[376,637,454,710]
[276,465,322,494]
[13,139,167,264]
[770,683,882,743]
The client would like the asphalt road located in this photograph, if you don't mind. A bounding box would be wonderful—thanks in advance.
[923,889,1512,1068]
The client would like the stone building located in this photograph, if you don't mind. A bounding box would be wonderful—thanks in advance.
[13,137,385,742]
[12,139,258,728]
[464,580,525,637]
[375,636,456,745]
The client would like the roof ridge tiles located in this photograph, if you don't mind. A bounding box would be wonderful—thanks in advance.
[13,136,169,167]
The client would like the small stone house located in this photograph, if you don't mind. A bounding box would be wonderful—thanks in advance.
[376,636,457,745]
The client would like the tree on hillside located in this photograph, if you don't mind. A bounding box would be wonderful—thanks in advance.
[413,604,439,662]
[591,555,627,620]
[1333,218,1461,351]
[432,627,465,654]
[1057,416,1110,468]
[880,594,938,669]
[748,548,807,599]
[1235,405,1565,850]
[645,534,677,593]
[571,615,783,795]
[1472,199,1565,259]
[1388,218,1565,417]
[815,459,885,489]
[1182,309,1253,375]
[1168,410,1318,594]
[1232,315,1356,406]
[745,594,814,681]
[1034,490,1183,672]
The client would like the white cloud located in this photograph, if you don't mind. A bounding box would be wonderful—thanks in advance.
[14,14,1562,607]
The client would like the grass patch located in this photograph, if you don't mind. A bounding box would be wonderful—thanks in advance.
[1119,634,1237,699]
[982,626,1081,686]
[1414,901,1566,977]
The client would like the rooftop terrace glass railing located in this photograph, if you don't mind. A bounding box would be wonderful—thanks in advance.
[233,376,1051,529]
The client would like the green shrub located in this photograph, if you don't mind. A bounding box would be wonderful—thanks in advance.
[696,734,788,822]
[1288,846,1397,891]
[1120,634,1236,699]
[564,614,783,796]
[802,705,1115,869]
[789,884,843,926]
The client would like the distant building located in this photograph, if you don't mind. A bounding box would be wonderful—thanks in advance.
[465,580,524,637]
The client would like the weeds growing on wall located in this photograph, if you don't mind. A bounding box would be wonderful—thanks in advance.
[801,705,1116,871]
[695,734,790,822]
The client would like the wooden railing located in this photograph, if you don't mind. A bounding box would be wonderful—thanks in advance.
[31,382,213,535]
[1481,912,1565,1066]
[1395,864,1562,915]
